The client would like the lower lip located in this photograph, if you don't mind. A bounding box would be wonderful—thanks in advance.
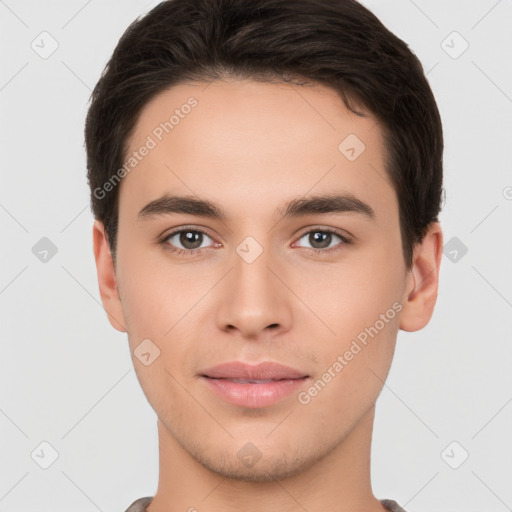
[201,376,309,408]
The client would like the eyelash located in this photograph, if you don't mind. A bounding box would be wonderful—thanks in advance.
[159,225,352,257]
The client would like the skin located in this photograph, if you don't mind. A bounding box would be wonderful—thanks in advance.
[93,79,442,512]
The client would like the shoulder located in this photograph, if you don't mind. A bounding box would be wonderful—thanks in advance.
[381,499,408,512]
[124,497,404,512]
[124,496,154,512]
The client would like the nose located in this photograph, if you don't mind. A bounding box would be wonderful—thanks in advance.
[216,240,293,340]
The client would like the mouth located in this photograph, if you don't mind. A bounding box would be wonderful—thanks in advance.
[199,361,310,408]
[200,360,309,380]
[204,377,303,384]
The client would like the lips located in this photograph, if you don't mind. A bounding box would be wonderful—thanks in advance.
[200,361,309,381]
[199,361,309,408]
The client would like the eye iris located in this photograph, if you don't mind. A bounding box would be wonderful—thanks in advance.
[310,231,331,249]
[180,231,203,249]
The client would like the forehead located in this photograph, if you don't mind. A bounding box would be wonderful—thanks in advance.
[120,79,396,223]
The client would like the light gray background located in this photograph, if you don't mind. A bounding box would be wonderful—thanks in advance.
[1,1,511,511]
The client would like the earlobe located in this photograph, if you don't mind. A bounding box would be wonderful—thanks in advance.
[92,220,127,333]
[399,222,443,332]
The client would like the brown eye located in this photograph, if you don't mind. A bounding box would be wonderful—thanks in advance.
[163,229,213,252]
[308,231,333,249]
[296,229,350,252]
[179,231,203,249]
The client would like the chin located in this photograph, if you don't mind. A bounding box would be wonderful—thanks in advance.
[188,436,325,482]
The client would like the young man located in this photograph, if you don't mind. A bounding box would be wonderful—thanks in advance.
[85,0,443,510]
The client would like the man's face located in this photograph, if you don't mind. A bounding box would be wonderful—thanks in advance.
[110,79,411,480]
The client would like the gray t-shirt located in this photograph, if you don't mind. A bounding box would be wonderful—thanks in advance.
[124,496,407,511]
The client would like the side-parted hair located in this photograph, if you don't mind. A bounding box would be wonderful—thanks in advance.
[85,0,443,268]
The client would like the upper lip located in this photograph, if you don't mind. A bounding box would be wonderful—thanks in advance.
[200,361,309,380]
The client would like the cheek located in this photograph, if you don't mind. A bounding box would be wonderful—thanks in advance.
[116,259,199,410]
[296,299,399,429]
[116,244,211,335]
[115,250,218,396]
[289,242,404,402]
[291,245,404,337]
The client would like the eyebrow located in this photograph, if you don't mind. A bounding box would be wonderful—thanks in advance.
[137,193,375,221]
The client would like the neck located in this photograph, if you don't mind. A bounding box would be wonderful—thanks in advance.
[147,406,385,512]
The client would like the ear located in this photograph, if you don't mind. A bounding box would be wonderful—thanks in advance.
[92,220,127,332]
[399,222,443,332]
